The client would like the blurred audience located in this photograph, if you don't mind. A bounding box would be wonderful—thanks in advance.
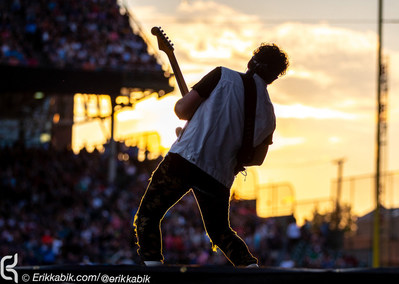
[0,143,359,267]
[0,0,161,71]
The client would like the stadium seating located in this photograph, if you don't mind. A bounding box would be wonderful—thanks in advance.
[0,0,160,71]
[0,144,359,267]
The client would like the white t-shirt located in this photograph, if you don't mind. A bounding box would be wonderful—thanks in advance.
[169,67,276,188]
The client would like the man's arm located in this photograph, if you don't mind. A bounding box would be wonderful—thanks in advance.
[174,89,205,120]
[174,67,222,121]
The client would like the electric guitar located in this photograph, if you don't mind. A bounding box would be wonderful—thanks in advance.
[151,26,189,97]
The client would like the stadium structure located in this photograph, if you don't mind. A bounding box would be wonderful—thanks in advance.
[0,0,172,150]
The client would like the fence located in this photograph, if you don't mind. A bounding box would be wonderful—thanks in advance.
[232,167,399,218]
[332,171,399,217]
[334,171,399,266]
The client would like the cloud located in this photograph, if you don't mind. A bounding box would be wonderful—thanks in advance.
[129,0,264,78]
[134,1,382,116]
[130,0,399,110]
[171,1,261,73]
[274,103,357,120]
[268,23,378,112]
[271,132,305,151]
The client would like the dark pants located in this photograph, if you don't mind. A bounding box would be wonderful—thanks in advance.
[134,153,257,266]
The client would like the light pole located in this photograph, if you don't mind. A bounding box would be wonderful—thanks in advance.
[373,0,383,268]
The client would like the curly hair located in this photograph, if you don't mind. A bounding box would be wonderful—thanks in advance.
[249,43,289,84]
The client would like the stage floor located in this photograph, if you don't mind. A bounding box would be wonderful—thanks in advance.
[16,264,399,284]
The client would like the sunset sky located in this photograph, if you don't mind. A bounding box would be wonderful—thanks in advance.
[75,0,399,220]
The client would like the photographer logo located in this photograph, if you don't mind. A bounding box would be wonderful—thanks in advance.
[1,254,18,283]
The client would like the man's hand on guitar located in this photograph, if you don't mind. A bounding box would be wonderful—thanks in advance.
[175,127,182,137]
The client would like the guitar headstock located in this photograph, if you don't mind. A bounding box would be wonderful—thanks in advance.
[151,26,174,56]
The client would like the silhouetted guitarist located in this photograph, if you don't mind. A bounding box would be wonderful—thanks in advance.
[134,28,289,267]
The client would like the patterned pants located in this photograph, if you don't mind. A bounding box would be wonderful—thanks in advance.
[134,153,258,266]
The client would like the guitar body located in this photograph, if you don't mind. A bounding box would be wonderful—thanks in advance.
[151,27,189,97]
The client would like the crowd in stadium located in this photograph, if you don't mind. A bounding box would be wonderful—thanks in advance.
[0,0,161,71]
[0,143,360,267]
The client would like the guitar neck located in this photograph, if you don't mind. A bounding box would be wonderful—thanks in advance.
[167,52,189,97]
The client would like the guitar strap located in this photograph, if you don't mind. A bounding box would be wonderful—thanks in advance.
[235,72,257,174]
